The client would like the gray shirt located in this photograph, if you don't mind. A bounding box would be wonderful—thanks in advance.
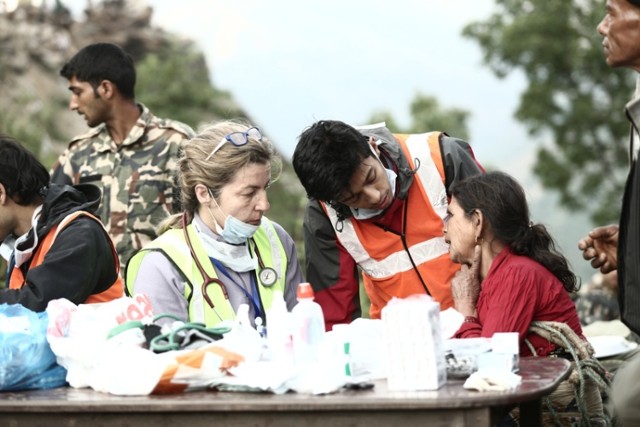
[132,215,302,326]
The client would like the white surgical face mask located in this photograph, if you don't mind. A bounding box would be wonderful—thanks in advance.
[13,205,43,267]
[207,190,259,244]
[219,215,260,244]
[349,166,398,220]
[193,215,257,272]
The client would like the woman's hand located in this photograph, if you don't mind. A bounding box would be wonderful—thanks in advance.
[451,245,481,317]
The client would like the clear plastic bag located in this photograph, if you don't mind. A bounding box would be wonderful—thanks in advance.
[0,303,67,391]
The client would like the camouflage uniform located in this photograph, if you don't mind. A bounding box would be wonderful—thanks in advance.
[575,288,620,326]
[50,104,194,267]
[574,281,620,326]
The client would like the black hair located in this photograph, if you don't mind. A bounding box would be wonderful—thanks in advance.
[629,0,640,8]
[292,120,372,203]
[0,135,50,206]
[60,42,136,99]
[450,171,577,293]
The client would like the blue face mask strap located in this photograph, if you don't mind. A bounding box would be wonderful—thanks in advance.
[208,257,263,320]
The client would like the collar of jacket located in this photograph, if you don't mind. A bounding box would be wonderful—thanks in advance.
[626,96,640,136]
[79,103,152,153]
[17,183,102,251]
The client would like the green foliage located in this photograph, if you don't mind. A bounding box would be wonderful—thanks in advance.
[463,0,635,224]
[135,38,306,242]
[0,93,66,164]
[267,162,306,246]
[136,38,244,129]
[369,93,470,140]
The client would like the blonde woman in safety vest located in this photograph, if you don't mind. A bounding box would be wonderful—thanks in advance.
[0,135,123,311]
[292,121,484,330]
[125,121,303,327]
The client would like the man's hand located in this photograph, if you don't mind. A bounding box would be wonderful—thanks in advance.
[578,224,619,274]
[451,245,481,317]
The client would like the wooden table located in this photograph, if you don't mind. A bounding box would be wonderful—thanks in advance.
[0,357,571,427]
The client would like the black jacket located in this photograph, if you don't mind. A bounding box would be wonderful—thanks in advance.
[618,97,640,335]
[1,183,119,311]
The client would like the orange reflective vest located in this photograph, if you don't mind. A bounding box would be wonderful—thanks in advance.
[321,132,457,319]
[9,211,124,303]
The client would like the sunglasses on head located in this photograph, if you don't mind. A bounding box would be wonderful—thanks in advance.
[205,127,263,161]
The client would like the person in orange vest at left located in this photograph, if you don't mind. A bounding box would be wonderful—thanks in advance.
[0,135,123,311]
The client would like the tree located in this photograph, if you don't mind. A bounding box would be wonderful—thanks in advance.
[136,38,305,243]
[369,93,471,140]
[136,39,244,129]
[463,0,636,224]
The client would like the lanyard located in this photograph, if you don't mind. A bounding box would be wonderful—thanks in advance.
[209,258,264,320]
[372,197,431,296]
[5,253,15,288]
[181,212,277,321]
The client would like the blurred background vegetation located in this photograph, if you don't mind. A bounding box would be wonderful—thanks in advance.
[1,0,637,294]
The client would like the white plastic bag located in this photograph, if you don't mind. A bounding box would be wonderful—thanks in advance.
[46,296,243,395]
[46,295,154,389]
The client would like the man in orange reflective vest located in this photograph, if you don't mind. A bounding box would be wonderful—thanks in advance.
[293,121,484,330]
[0,135,123,311]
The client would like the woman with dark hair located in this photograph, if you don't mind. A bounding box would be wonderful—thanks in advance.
[444,171,607,426]
[444,171,581,354]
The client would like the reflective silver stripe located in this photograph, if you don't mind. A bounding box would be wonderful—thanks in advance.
[178,237,206,323]
[188,279,205,324]
[354,121,387,131]
[324,132,448,278]
[405,132,448,221]
[261,217,285,280]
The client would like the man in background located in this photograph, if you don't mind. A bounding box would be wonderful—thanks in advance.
[0,135,122,311]
[51,42,194,267]
[578,1,640,424]
[578,0,640,338]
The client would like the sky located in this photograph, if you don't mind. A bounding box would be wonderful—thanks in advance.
[61,0,597,280]
[152,0,530,167]
[66,0,531,170]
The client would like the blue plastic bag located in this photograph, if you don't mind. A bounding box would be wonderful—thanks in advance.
[0,303,67,391]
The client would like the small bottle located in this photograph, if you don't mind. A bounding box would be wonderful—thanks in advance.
[291,282,326,365]
[266,290,293,364]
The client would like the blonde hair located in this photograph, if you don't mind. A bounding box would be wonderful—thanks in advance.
[158,120,281,233]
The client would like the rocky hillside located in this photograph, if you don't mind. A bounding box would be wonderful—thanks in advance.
[0,0,306,241]
[1,0,233,155]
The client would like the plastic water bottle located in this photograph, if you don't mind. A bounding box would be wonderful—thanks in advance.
[291,282,325,365]
[266,290,293,364]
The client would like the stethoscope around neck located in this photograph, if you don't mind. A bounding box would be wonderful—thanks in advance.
[181,212,278,313]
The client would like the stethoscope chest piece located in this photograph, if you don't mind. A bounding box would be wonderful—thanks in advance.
[259,267,277,287]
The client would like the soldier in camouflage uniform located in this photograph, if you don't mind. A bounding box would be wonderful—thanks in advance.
[575,271,620,326]
[50,43,194,267]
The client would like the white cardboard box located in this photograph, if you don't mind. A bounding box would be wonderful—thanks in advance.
[381,294,447,391]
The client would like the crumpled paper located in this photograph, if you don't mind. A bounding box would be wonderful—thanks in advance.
[462,368,521,392]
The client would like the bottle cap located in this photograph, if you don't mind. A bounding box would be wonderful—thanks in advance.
[296,282,315,299]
